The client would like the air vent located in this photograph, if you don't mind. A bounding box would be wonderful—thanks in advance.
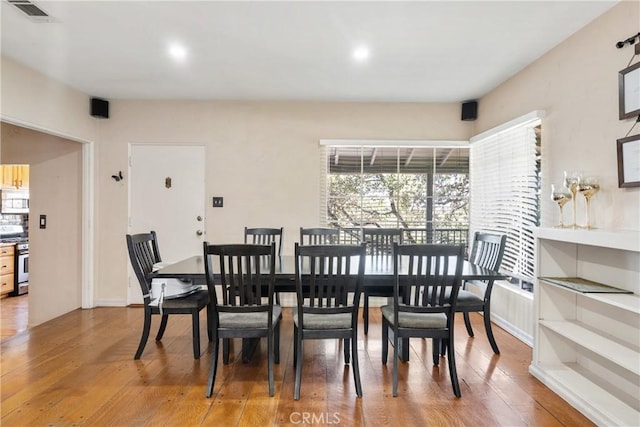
[8,0,50,20]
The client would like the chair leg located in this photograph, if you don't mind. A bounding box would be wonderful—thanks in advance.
[192,311,201,359]
[381,317,389,364]
[205,334,219,397]
[432,338,440,366]
[447,331,461,398]
[463,312,474,337]
[134,309,152,360]
[392,335,399,397]
[207,306,213,341]
[223,338,230,364]
[440,338,448,356]
[343,338,350,364]
[294,332,303,400]
[268,331,275,397]
[351,331,362,397]
[293,324,298,367]
[274,321,281,364]
[363,293,369,334]
[156,314,169,341]
[484,305,500,354]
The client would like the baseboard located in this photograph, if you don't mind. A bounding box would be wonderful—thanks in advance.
[93,299,127,307]
[491,313,533,347]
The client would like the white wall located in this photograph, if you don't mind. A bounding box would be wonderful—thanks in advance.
[0,57,96,143]
[476,1,640,231]
[96,101,470,304]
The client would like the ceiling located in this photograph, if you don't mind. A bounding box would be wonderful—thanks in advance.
[1,1,617,102]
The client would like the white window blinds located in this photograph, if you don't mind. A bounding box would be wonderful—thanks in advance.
[469,114,541,280]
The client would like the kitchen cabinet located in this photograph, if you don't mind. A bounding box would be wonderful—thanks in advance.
[0,244,15,296]
[530,227,640,426]
[1,165,29,189]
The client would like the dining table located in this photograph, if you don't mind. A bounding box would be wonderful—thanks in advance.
[153,254,509,361]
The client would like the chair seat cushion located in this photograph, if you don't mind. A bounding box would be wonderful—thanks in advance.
[157,289,209,309]
[427,288,484,306]
[219,306,282,329]
[292,307,351,330]
[380,305,447,329]
[456,289,483,306]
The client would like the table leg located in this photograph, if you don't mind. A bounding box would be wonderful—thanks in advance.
[242,338,259,362]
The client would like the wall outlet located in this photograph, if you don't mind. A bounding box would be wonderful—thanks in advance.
[212,197,223,207]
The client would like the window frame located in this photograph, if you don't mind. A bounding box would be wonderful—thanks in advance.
[320,140,470,248]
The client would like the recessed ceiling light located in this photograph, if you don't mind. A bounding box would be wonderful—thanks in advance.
[352,45,370,62]
[168,42,187,62]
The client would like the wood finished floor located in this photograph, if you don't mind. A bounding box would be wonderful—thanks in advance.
[0,298,593,426]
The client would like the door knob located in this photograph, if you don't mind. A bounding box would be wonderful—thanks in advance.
[196,230,204,236]
[197,215,203,221]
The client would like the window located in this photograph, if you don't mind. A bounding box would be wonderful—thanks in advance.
[469,112,542,290]
[320,142,470,249]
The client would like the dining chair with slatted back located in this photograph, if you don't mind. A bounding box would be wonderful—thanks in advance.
[244,227,283,256]
[293,243,366,400]
[244,227,284,305]
[381,243,465,397]
[361,228,403,334]
[299,227,340,245]
[203,242,282,398]
[126,231,209,360]
[456,231,507,354]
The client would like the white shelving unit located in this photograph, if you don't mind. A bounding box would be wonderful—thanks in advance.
[530,227,640,426]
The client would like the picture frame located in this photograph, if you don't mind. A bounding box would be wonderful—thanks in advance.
[617,134,640,187]
[618,61,640,119]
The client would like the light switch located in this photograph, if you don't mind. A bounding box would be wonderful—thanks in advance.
[39,214,47,229]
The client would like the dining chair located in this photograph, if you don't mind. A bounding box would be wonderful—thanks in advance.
[299,227,339,245]
[203,242,282,398]
[293,243,366,400]
[126,231,209,360]
[362,228,403,334]
[245,227,284,304]
[244,227,283,256]
[381,243,464,397]
[455,231,507,354]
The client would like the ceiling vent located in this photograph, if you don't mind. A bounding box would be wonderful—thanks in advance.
[7,0,51,22]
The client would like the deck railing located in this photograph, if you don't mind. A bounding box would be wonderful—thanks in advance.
[336,227,469,254]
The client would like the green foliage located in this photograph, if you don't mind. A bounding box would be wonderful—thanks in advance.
[327,172,468,229]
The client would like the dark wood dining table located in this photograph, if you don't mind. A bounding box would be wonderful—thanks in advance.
[153,255,508,361]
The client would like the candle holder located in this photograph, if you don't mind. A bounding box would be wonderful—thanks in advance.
[578,175,600,229]
[563,171,581,228]
[551,184,572,228]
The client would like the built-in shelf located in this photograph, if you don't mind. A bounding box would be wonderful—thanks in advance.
[539,319,640,376]
[534,227,640,252]
[531,227,640,426]
[529,363,639,427]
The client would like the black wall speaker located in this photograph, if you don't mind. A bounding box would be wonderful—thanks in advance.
[90,97,109,119]
[461,100,478,121]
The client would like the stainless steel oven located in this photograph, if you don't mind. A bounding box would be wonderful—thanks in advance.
[15,242,28,295]
[0,225,28,296]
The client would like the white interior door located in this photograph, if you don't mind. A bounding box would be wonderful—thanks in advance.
[129,144,206,304]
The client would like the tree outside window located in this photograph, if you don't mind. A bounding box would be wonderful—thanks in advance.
[324,145,469,248]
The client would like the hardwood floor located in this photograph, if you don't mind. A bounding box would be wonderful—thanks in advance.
[0,294,28,340]
[0,303,593,426]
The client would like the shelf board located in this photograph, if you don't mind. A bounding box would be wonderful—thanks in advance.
[539,320,640,376]
[529,362,640,427]
[535,227,640,252]
[587,292,640,315]
[538,278,640,314]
